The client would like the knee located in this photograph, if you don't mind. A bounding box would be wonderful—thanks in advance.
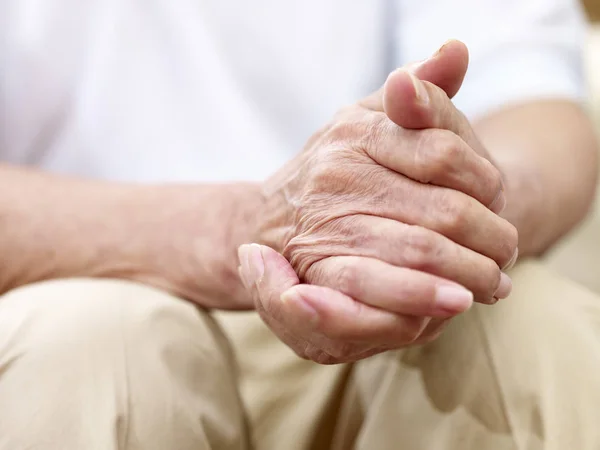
[0,278,230,371]
[0,282,247,449]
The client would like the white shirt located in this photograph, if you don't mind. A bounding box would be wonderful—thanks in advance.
[0,0,588,183]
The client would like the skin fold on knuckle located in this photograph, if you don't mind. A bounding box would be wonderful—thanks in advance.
[323,112,374,151]
[363,113,394,162]
[400,226,440,272]
[284,241,326,282]
[288,219,367,284]
[302,154,381,217]
[415,130,462,184]
[434,131,465,174]
[435,192,471,239]
[334,259,363,298]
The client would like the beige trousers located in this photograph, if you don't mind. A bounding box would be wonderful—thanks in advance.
[1,260,600,449]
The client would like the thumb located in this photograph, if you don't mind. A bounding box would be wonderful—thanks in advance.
[237,243,299,318]
[408,39,469,99]
[382,40,470,131]
[359,40,469,128]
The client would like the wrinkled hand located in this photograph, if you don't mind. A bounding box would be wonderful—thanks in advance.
[240,41,518,364]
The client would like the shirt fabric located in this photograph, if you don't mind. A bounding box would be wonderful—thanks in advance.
[0,0,589,183]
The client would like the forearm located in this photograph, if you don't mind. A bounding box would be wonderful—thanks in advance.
[0,164,261,308]
[474,100,599,256]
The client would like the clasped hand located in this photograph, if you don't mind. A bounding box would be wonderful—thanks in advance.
[238,41,518,364]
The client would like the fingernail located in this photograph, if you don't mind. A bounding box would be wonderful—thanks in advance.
[405,71,429,105]
[432,39,453,58]
[281,289,320,327]
[434,285,474,315]
[494,272,513,299]
[237,244,264,286]
[489,189,507,214]
[502,248,519,271]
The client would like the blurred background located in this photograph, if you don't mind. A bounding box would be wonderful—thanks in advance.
[584,0,600,21]
[584,0,600,126]
[544,0,600,292]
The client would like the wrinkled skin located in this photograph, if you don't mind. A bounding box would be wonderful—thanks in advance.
[241,41,518,364]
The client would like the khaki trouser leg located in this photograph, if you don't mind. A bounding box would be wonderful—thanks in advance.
[4,261,598,449]
[216,311,350,450]
[0,279,249,450]
[349,260,600,449]
[219,259,600,450]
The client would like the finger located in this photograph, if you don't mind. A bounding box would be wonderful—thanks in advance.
[366,125,505,213]
[383,66,493,164]
[409,40,469,99]
[379,177,517,269]
[360,39,468,112]
[383,68,470,135]
[409,186,518,269]
[237,245,408,363]
[299,215,513,303]
[327,169,517,268]
[280,283,430,346]
[304,255,473,317]
[359,40,495,189]
[238,244,322,355]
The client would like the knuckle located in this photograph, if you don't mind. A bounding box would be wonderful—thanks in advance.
[336,260,362,297]
[326,111,382,144]
[364,113,392,150]
[433,131,464,166]
[308,154,341,190]
[438,193,471,236]
[326,120,360,145]
[402,227,439,271]
[284,241,321,282]
[306,150,374,198]
[415,130,463,182]
[326,111,390,155]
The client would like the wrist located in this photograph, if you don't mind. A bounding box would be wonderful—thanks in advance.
[218,182,266,306]
[128,182,265,309]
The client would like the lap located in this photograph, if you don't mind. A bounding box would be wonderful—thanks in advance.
[219,259,600,450]
[2,260,599,450]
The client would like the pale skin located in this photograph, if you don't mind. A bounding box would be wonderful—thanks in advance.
[0,41,597,364]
